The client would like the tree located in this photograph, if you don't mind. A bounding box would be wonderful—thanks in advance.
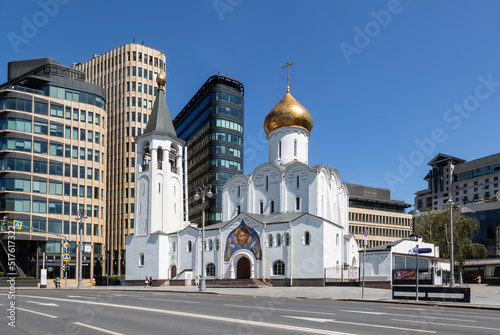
[414,205,485,272]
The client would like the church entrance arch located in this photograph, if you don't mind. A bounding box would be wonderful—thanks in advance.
[170,265,177,279]
[237,257,251,279]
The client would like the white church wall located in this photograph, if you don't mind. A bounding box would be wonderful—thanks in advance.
[268,128,309,165]
[125,234,160,280]
[177,227,198,278]
[322,223,342,269]
[251,164,282,215]
[291,216,325,278]
[265,223,290,278]
[284,165,311,214]
[136,175,150,237]
[223,176,249,221]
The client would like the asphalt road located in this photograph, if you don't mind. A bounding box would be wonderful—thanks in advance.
[1,290,499,335]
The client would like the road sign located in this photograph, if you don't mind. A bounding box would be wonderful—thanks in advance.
[364,229,368,237]
[13,220,22,230]
[417,248,432,254]
[63,242,69,249]
[63,248,70,254]
[63,254,71,262]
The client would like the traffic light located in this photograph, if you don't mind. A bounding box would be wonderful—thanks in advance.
[2,216,7,226]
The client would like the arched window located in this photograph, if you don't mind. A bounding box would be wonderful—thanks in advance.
[266,176,269,191]
[268,234,273,247]
[336,233,339,247]
[208,239,213,251]
[187,240,192,252]
[304,231,310,245]
[296,175,299,188]
[216,238,220,250]
[276,233,281,247]
[273,260,285,275]
[237,205,241,215]
[285,233,290,246]
[206,263,215,277]
[294,139,297,157]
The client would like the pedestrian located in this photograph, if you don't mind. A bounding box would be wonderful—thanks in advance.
[91,277,96,287]
[144,276,149,288]
[477,275,481,285]
[195,276,199,288]
[149,276,153,288]
[199,275,202,288]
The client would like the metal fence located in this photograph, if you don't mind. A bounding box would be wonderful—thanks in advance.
[325,267,359,282]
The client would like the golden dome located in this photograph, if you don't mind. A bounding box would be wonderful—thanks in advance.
[264,92,313,134]
[156,71,166,87]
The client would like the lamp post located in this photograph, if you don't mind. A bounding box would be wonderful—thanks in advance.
[194,185,213,292]
[447,197,455,287]
[75,209,87,289]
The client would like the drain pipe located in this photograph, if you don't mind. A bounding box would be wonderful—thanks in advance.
[289,222,293,287]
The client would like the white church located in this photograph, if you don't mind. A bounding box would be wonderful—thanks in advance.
[126,69,359,286]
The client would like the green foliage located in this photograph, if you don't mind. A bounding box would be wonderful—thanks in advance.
[414,205,484,271]
[2,277,35,280]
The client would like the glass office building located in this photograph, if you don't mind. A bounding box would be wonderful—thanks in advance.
[0,58,107,281]
[173,75,244,226]
[75,44,165,275]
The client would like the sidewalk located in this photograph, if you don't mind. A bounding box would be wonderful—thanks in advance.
[13,283,500,310]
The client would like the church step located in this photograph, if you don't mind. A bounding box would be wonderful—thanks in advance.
[206,279,268,288]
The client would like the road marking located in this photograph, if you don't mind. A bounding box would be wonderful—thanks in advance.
[74,322,125,335]
[341,309,476,322]
[387,306,431,311]
[26,300,58,306]
[283,315,436,333]
[392,319,500,332]
[17,307,58,318]
[67,295,97,299]
[284,316,335,323]
[340,310,386,315]
[138,297,199,303]
[17,294,355,335]
[224,304,336,316]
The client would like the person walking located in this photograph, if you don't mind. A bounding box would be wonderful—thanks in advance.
[149,276,153,288]
[195,276,199,288]
[144,276,149,288]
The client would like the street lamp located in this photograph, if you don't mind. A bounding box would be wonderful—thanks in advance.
[447,197,455,287]
[75,209,87,289]
[194,184,213,292]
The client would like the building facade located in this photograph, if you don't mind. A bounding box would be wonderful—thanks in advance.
[0,58,107,282]
[172,75,244,226]
[347,183,412,249]
[415,153,500,211]
[461,201,500,258]
[75,44,166,275]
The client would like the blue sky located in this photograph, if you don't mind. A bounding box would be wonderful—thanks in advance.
[1,0,499,207]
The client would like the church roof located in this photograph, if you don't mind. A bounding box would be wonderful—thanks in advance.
[143,72,177,137]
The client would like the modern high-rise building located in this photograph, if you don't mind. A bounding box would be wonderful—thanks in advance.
[0,58,107,282]
[75,43,166,275]
[347,183,412,249]
[415,153,500,211]
[173,75,244,226]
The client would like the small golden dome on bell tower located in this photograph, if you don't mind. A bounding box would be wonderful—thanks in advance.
[157,71,166,88]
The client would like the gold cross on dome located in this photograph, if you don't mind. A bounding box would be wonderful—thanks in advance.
[282,60,294,93]
[159,51,164,68]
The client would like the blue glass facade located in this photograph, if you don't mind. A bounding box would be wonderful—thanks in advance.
[173,75,244,226]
